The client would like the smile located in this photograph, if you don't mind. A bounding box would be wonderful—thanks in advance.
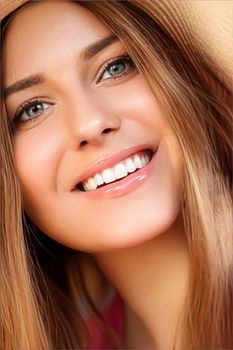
[78,150,153,192]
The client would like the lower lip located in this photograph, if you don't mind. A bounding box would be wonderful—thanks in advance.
[78,147,159,199]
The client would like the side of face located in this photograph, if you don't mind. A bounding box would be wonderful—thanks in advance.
[3,1,184,252]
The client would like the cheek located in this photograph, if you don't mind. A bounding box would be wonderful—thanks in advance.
[98,75,165,129]
[14,125,62,206]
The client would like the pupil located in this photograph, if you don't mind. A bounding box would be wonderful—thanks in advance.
[28,103,42,116]
[110,62,124,75]
[33,104,41,112]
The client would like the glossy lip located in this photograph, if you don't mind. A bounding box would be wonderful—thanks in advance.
[71,143,158,191]
[77,147,159,199]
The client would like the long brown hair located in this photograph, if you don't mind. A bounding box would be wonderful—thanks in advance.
[1,1,232,348]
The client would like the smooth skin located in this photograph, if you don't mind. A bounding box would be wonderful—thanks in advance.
[3,1,189,348]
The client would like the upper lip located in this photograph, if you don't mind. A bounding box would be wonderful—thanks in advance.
[71,142,158,191]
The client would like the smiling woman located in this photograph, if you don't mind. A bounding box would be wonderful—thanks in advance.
[1,1,233,349]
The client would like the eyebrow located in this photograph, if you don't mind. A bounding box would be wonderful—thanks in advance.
[81,33,119,60]
[3,34,119,98]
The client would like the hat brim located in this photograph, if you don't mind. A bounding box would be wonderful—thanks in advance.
[0,0,29,21]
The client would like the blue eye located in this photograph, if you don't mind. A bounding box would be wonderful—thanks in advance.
[14,100,53,125]
[98,55,135,83]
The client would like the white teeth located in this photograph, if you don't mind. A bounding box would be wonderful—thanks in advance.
[113,162,128,179]
[86,178,97,190]
[133,154,143,169]
[124,157,136,173]
[83,184,88,191]
[81,151,152,191]
[101,168,116,184]
[145,153,150,163]
[141,156,146,167]
[94,173,104,186]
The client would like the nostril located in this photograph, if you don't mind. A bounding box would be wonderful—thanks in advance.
[102,128,112,134]
[79,128,112,147]
[80,140,88,147]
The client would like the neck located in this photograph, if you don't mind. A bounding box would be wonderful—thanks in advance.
[95,214,189,349]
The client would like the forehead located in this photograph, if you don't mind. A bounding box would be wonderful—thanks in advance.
[3,1,111,85]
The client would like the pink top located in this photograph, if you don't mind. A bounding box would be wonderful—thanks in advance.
[80,290,125,349]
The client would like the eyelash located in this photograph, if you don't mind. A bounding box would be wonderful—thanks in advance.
[97,54,135,83]
[13,55,136,126]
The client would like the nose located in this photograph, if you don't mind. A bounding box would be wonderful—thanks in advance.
[76,117,120,148]
[66,94,121,149]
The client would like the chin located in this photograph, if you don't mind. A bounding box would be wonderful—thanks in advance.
[93,204,182,252]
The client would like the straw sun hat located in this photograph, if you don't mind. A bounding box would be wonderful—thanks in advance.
[1,0,232,93]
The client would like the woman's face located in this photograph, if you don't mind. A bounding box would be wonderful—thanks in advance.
[3,1,184,252]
